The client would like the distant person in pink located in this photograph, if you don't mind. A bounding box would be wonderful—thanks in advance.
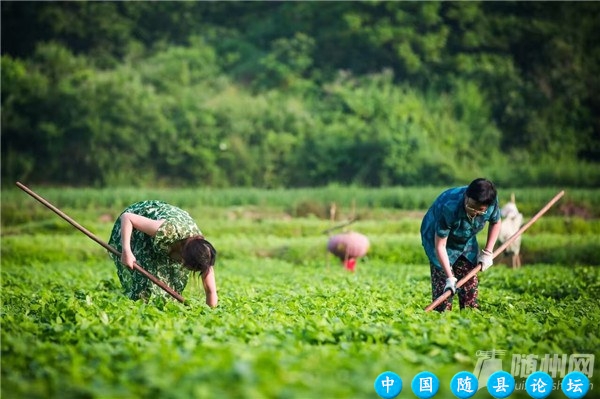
[327,232,370,272]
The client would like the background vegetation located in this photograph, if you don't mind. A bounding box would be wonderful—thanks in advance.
[2,4,599,397]
[2,2,599,188]
[2,187,599,398]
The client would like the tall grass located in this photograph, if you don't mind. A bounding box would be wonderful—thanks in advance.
[3,185,600,222]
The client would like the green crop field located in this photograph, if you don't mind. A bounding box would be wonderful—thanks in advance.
[2,186,599,399]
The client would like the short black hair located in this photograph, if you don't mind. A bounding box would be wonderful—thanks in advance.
[181,237,217,275]
[465,178,497,206]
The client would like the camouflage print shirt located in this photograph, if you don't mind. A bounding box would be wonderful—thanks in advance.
[420,186,500,269]
[108,200,201,300]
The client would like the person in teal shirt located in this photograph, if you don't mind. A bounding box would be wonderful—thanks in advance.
[420,178,502,311]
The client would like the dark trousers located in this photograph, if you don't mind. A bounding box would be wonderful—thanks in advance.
[430,256,479,312]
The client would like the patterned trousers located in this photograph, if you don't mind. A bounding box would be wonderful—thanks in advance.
[430,256,479,312]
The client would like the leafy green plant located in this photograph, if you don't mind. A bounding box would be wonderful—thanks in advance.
[2,188,599,398]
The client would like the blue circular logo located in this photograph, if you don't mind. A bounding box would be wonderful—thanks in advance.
[525,371,554,398]
[411,371,440,398]
[486,370,515,398]
[450,371,478,398]
[374,371,402,399]
[561,371,590,399]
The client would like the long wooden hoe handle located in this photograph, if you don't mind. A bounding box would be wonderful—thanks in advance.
[424,190,565,312]
[16,182,185,303]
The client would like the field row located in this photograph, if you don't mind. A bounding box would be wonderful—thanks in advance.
[2,251,599,398]
[2,188,599,398]
[3,185,600,220]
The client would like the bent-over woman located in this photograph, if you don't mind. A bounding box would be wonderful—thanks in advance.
[108,200,218,307]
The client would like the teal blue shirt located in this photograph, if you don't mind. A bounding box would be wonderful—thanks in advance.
[420,186,500,269]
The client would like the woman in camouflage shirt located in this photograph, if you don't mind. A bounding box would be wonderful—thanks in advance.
[108,200,218,307]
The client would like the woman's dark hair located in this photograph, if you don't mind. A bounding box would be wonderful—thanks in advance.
[181,236,217,275]
[465,178,497,206]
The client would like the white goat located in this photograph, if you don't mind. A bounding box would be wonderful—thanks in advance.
[499,194,523,268]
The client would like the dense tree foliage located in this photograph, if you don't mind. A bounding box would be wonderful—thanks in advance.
[2,1,599,187]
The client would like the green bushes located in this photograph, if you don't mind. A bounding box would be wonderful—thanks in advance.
[3,2,600,188]
[3,45,600,188]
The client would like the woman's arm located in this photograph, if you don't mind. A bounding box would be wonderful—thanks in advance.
[484,219,502,253]
[120,212,165,269]
[201,266,218,308]
[434,234,453,279]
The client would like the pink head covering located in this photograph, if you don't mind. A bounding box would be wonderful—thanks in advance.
[327,232,370,259]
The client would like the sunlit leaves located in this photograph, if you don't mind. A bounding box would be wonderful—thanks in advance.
[2,194,599,398]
